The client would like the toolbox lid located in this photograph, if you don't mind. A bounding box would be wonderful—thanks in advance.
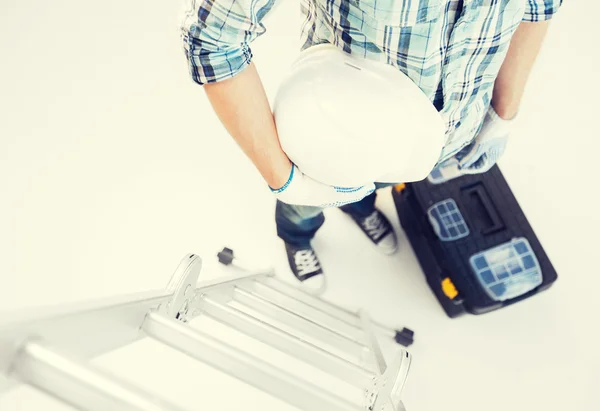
[469,238,543,301]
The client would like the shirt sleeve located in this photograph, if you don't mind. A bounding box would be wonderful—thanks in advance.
[181,0,278,85]
[522,0,563,22]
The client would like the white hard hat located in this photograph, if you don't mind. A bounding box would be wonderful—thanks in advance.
[273,44,446,187]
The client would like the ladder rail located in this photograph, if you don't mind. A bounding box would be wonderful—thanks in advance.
[0,252,201,385]
[0,288,171,394]
[143,312,362,411]
[372,350,412,411]
[10,339,188,411]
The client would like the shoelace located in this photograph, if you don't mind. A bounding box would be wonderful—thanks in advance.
[294,249,321,276]
[361,211,388,242]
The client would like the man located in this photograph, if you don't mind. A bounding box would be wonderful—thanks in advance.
[181,0,560,293]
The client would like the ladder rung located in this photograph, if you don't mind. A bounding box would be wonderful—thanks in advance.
[199,296,374,388]
[359,310,387,374]
[247,281,368,344]
[255,278,401,342]
[256,277,362,327]
[194,270,275,294]
[10,340,187,411]
[233,286,370,361]
[143,312,361,411]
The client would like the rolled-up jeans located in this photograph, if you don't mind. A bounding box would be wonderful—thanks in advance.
[275,183,395,247]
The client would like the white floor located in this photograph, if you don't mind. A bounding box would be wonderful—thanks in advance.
[0,1,598,411]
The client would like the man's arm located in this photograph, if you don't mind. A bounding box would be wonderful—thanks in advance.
[491,0,563,119]
[491,20,551,120]
[183,1,375,205]
[183,0,290,188]
[204,63,292,189]
[458,0,561,173]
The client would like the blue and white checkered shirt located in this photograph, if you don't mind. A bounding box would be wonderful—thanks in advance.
[181,0,561,161]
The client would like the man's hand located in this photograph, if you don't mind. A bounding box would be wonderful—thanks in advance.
[272,165,375,208]
[457,105,513,174]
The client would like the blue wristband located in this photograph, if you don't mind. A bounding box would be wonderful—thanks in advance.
[270,165,295,194]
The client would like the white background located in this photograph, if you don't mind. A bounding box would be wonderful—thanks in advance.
[0,1,598,411]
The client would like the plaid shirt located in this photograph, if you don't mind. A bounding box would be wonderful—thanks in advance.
[181,0,561,161]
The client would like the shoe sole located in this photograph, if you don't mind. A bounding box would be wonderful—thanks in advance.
[291,272,327,296]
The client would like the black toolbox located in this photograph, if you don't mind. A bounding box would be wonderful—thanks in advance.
[392,163,558,318]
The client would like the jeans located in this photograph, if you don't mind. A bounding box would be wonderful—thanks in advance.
[275,183,395,247]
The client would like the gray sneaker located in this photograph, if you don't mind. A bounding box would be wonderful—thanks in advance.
[351,210,398,255]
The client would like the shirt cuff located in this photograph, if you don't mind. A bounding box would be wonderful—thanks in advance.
[522,1,562,22]
[186,42,253,85]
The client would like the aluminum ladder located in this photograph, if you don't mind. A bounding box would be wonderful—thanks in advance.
[0,250,412,411]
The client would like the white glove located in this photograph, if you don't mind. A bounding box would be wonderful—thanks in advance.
[458,105,514,174]
[271,165,376,208]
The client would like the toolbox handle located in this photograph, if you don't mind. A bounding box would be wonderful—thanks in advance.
[463,184,505,235]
